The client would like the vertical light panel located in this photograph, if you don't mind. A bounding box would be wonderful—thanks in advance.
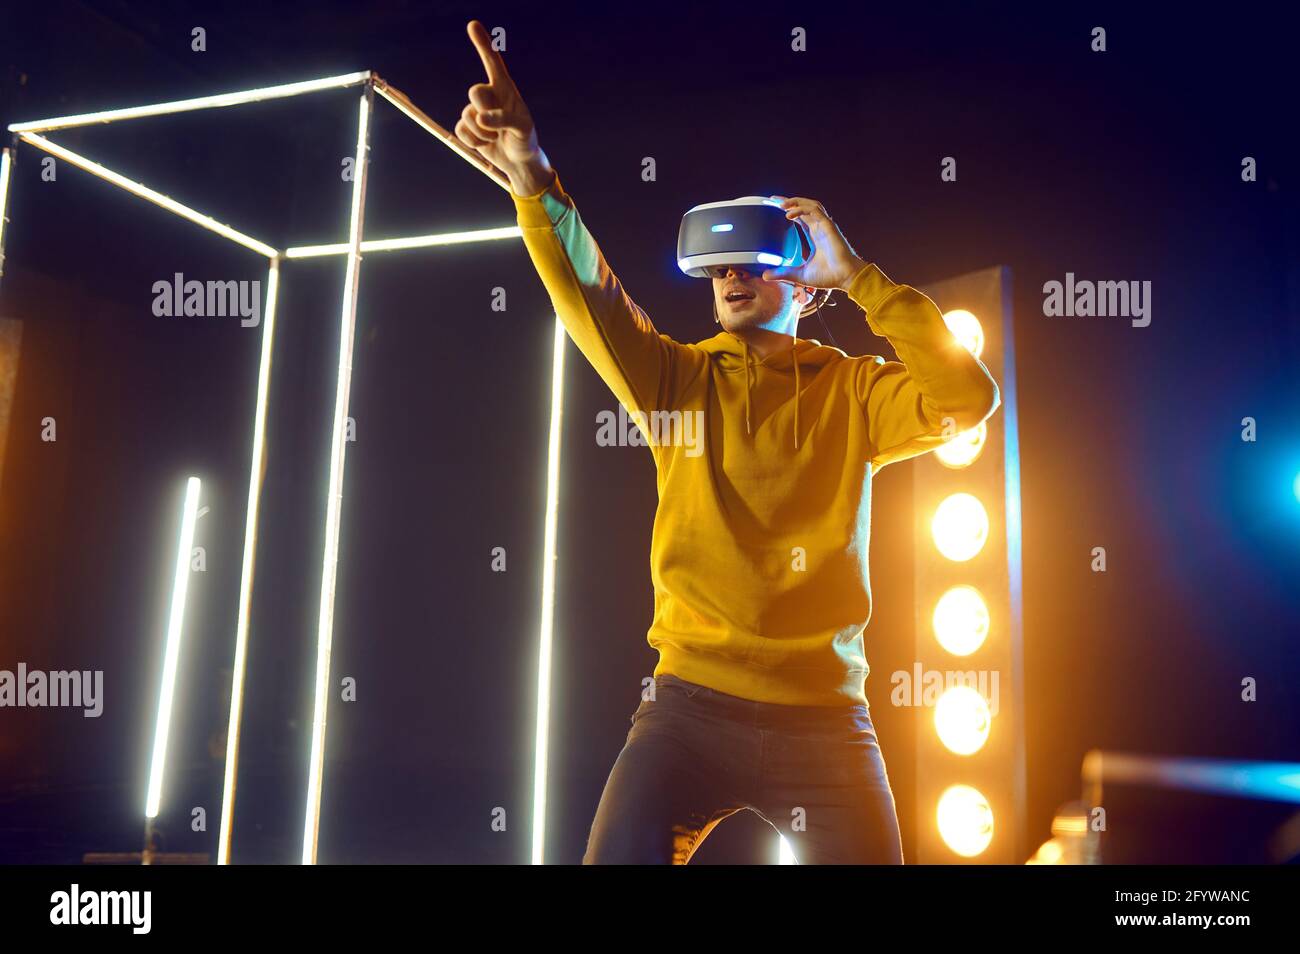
[999,271,1027,853]
[0,147,13,282]
[914,266,1024,864]
[145,476,202,819]
[302,85,373,865]
[218,257,281,865]
[531,315,566,865]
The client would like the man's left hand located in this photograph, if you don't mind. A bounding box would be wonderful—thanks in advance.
[762,196,868,292]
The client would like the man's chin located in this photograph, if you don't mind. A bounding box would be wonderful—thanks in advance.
[719,307,776,332]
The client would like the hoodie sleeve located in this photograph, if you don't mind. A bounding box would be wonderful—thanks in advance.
[847,263,1001,470]
[511,172,689,416]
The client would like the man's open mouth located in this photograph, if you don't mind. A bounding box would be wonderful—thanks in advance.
[724,288,756,303]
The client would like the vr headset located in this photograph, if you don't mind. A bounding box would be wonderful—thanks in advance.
[676,196,809,277]
[676,196,829,315]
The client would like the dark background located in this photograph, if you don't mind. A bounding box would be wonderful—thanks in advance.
[0,1,1296,864]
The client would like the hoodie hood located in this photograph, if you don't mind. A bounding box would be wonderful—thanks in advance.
[696,332,846,449]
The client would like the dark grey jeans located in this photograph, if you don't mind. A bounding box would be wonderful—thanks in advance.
[583,672,903,864]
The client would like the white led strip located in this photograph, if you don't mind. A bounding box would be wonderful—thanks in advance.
[145,477,202,819]
[17,133,278,258]
[302,88,374,865]
[373,78,511,191]
[285,226,521,258]
[217,258,280,865]
[0,148,13,279]
[531,316,566,864]
[7,71,373,134]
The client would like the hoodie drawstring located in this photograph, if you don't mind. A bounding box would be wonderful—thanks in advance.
[792,337,801,450]
[741,340,753,436]
[739,337,802,450]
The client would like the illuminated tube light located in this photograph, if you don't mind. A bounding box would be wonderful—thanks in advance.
[931,492,989,562]
[532,315,567,865]
[932,585,990,656]
[0,148,12,281]
[303,87,373,866]
[942,309,984,358]
[218,258,280,866]
[936,784,994,857]
[285,226,521,258]
[16,133,278,258]
[372,79,511,191]
[145,477,202,819]
[935,422,987,469]
[7,71,373,134]
[778,835,796,865]
[711,223,734,233]
[934,686,992,756]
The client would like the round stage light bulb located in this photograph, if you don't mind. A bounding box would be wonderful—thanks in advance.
[935,422,988,469]
[943,309,984,358]
[931,493,989,562]
[936,784,994,857]
[934,686,992,755]
[932,585,990,655]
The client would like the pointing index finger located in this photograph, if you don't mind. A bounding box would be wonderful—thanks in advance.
[468,20,511,87]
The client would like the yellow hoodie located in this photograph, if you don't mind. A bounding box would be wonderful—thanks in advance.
[514,174,1000,706]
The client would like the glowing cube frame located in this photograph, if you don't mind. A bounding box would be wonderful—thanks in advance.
[0,71,566,866]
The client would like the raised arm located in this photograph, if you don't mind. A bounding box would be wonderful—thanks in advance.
[758,196,1000,469]
[847,263,1001,470]
[454,20,684,416]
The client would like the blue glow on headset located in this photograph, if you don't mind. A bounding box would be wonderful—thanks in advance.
[711,223,734,233]
[756,253,783,266]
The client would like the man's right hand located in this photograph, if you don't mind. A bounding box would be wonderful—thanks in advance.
[456,20,555,197]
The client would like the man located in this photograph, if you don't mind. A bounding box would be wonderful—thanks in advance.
[455,20,1000,864]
